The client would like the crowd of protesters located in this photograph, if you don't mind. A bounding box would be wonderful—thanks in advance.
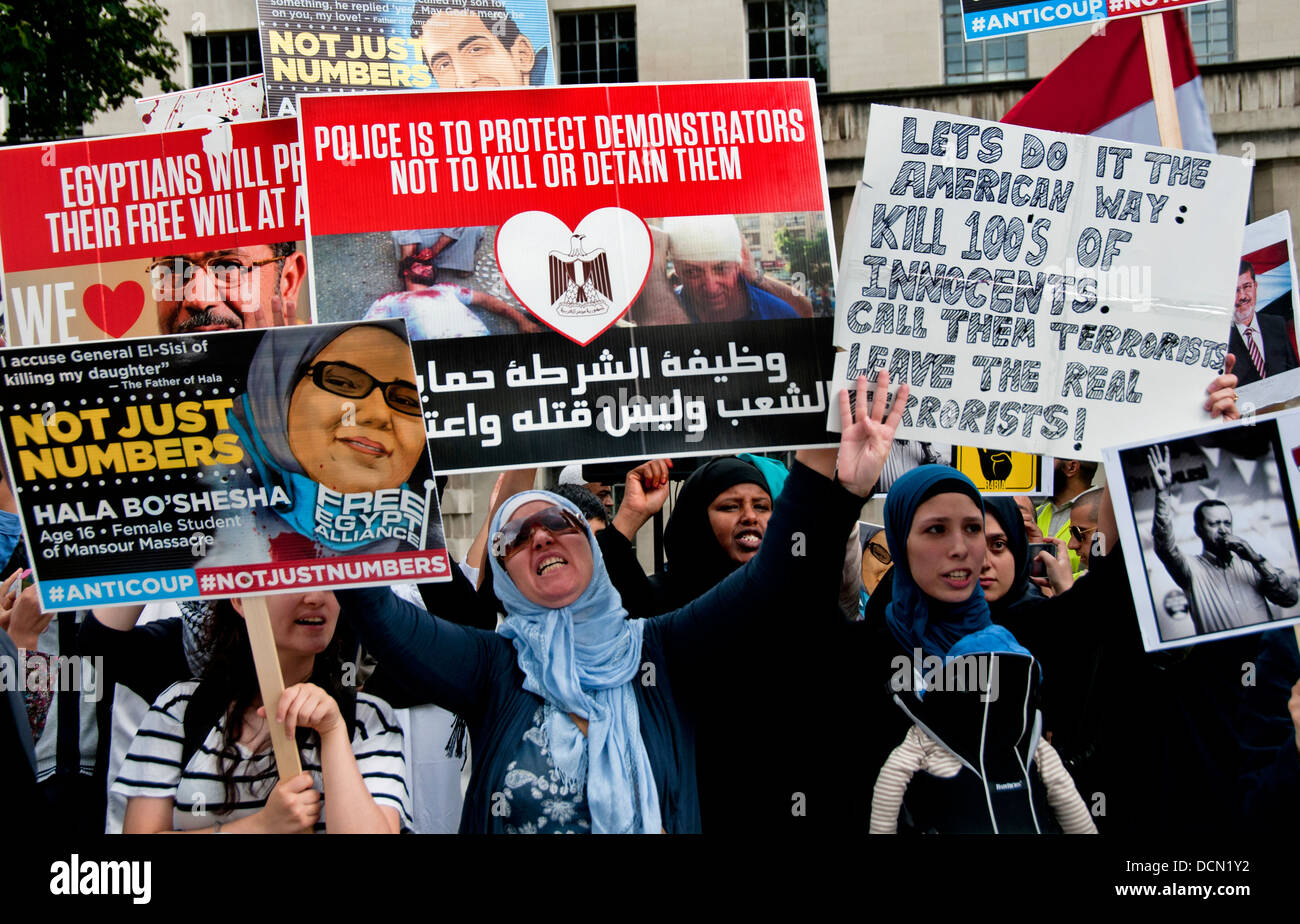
[3,354,1298,835]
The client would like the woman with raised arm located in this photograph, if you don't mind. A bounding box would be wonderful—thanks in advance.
[335,373,906,833]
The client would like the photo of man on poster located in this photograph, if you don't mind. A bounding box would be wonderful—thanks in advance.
[631,214,815,326]
[410,0,550,88]
[1146,441,1300,637]
[148,241,307,334]
[1228,259,1300,387]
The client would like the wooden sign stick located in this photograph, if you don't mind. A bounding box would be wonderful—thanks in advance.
[1141,13,1184,149]
[241,594,303,780]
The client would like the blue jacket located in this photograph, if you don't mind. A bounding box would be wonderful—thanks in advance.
[337,461,861,833]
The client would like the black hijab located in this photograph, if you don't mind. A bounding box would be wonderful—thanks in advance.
[983,496,1046,620]
[655,457,772,609]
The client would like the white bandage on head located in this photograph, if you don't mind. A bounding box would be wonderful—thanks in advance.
[664,215,743,264]
[558,464,586,486]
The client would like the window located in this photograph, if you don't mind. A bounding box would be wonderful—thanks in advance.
[942,0,1027,84]
[557,9,637,84]
[190,31,261,88]
[746,1,828,92]
[1186,1,1234,64]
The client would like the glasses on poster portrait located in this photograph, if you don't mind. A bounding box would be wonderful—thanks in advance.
[866,540,892,565]
[148,254,286,300]
[303,361,423,417]
[491,506,587,564]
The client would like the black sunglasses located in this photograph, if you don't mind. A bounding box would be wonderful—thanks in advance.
[491,506,587,563]
[866,541,892,565]
[304,361,422,416]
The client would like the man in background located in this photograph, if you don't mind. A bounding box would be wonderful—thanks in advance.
[1036,458,1100,576]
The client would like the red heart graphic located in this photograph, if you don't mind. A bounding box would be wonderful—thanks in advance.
[83,282,145,338]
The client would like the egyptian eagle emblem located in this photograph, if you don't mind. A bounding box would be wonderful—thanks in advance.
[548,234,613,316]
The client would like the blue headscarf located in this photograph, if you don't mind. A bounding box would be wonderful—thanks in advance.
[227,322,429,551]
[884,465,992,659]
[490,490,662,834]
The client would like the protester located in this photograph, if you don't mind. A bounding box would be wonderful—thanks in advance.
[1036,460,1101,576]
[1,567,103,834]
[980,497,1048,621]
[553,483,610,532]
[333,373,904,832]
[116,591,411,833]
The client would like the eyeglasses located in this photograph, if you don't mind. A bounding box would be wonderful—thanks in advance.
[304,361,422,417]
[148,254,286,299]
[491,506,587,563]
[1068,524,1096,542]
[866,541,892,565]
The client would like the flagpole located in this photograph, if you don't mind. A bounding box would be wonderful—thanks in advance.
[1141,13,1184,149]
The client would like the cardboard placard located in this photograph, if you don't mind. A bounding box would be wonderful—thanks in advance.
[1232,211,1300,410]
[298,80,840,473]
[832,104,1252,461]
[1104,409,1300,651]
[0,118,309,346]
[958,0,1219,41]
[136,75,269,132]
[256,0,555,118]
[0,319,449,610]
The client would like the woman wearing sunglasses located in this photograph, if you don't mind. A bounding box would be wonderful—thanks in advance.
[219,321,433,559]
[335,373,906,833]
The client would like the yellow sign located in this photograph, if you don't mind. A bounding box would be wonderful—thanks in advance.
[953,447,1043,493]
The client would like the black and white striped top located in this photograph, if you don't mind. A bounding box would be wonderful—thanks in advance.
[112,681,412,832]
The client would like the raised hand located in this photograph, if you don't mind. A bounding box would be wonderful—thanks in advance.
[613,459,673,540]
[836,372,909,497]
[1147,444,1172,492]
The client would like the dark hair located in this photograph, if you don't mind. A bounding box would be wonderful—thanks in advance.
[1071,488,1103,521]
[198,599,347,815]
[1239,259,1256,280]
[270,241,298,259]
[1193,499,1232,534]
[410,1,522,50]
[554,483,610,525]
[1076,460,1099,483]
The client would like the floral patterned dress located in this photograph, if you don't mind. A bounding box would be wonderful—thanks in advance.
[499,704,591,834]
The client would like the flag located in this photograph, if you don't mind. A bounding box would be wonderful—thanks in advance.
[1002,11,1216,153]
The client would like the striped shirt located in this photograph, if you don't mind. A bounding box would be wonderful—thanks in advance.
[870,725,1096,834]
[112,681,413,832]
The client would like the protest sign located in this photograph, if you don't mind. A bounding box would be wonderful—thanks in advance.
[1231,211,1300,411]
[951,445,1049,494]
[256,0,555,118]
[298,80,839,473]
[959,0,1218,41]
[135,74,268,131]
[0,319,450,611]
[876,439,1049,495]
[832,104,1252,461]
[1103,409,1300,651]
[0,118,309,347]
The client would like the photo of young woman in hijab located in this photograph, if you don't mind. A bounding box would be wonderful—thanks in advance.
[208,320,442,563]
